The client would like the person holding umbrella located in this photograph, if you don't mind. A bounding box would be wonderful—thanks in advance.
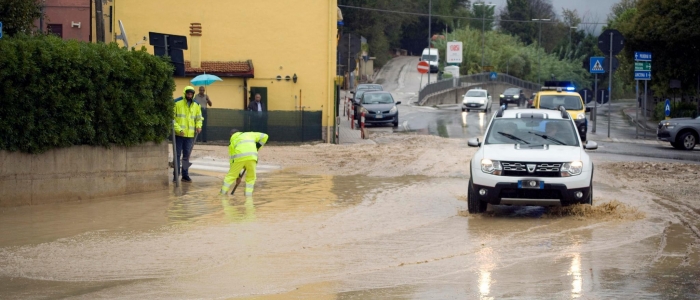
[173,86,203,183]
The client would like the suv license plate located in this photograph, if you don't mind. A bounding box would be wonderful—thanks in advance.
[376,114,382,118]
[518,180,544,189]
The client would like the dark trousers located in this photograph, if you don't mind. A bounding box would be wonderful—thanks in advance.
[174,136,194,178]
[197,110,208,142]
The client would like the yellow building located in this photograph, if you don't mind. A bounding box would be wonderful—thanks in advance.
[111,0,338,142]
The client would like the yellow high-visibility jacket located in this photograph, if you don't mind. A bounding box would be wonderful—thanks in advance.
[229,132,269,163]
[173,86,203,138]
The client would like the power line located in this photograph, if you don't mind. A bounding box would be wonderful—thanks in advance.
[337,4,607,25]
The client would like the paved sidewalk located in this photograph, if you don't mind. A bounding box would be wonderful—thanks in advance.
[337,90,376,145]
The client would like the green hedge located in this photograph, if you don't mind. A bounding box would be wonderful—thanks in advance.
[653,101,698,121]
[0,35,175,153]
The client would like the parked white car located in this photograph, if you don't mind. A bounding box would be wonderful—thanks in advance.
[466,107,599,213]
[462,88,492,112]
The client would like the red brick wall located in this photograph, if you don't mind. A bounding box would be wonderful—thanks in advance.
[41,0,92,42]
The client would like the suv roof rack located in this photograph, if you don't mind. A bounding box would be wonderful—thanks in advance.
[558,105,570,119]
[495,105,507,117]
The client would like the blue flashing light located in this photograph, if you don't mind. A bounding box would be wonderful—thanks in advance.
[566,87,576,91]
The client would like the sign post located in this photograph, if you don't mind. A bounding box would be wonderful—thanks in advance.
[589,57,605,133]
[446,41,463,64]
[634,51,652,138]
[417,60,429,91]
[664,99,671,120]
[598,29,624,138]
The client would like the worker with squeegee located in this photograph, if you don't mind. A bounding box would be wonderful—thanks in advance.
[220,129,268,196]
[173,86,204,183]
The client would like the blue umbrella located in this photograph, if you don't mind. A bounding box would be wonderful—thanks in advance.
[191,74,223,86]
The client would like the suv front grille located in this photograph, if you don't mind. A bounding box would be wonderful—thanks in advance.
[501,161,562,177]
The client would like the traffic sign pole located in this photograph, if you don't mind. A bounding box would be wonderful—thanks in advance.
[608,32,613,138]
[635,80,639,139]
[593,74,597,133]
[644,80,648,138]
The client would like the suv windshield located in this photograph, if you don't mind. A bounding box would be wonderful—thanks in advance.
[422,55,437,62]
[539,95,583,110]
[466,90,486,97]
[355,89,379,101]
[485,119,580,146]
[504,88,520,95]
[362,93,395,104]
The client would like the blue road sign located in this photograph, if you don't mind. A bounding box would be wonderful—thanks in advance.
[490,72,497,80]
[0,22,3,39]
[664,99,671,117]
[635,52,652,61]
[634,71,651,80]
[590,57,605,74]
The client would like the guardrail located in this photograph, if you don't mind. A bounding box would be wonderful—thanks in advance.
[418,73,541,104]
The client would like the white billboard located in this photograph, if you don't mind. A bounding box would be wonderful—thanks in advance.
[446,41,463,63]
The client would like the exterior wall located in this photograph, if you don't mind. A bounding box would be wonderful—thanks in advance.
[114,0,338,140]
[41,0,92,41]
[0,143,169,207]
[175,78,245,110]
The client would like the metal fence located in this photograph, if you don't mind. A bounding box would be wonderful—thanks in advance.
[203,109,323,143]
[418,72,541,104]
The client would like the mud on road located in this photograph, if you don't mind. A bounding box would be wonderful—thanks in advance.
[1,134,699,299]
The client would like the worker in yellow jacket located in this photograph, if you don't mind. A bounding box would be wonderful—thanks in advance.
[173,86,203,182]
[220,129,269,195]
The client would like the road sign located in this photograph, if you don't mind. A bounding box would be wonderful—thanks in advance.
[634,71,651,80]
[417,61,430,74]
[598,29,625,55]
[664,99,671,117]
[590,57,605,73]
[603,56,619,72]
[446,41,463,63]
[597,89,610,105]
[0,22,3,39]
[579,88,593,103]
[635,52,652,61]
[634,62,651,71]
[490,72,497,80]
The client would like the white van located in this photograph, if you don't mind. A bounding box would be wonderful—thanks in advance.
[421,48,439,73]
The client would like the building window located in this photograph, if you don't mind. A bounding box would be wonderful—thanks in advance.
[47,24,63,38]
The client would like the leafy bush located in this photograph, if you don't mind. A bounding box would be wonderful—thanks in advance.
[0,35,175,153]
[653,101,698,121]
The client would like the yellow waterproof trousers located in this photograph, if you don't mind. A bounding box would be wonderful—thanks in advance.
[220,160,257,195]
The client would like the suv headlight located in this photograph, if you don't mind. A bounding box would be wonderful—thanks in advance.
[514,95,520,99]
[390,106,397,114]
[560,161,583,177]
[499,94,505,98]
[481,159,502,175]
[576,113,586,120]
[663,122,676,129]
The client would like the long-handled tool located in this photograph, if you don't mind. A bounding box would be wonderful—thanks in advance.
[184,131,199,169]
[231,168,247,195]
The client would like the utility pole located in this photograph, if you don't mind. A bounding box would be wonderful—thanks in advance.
[532,18,550,84]
[428,0,432,85]
[94,0,105,42]
[569,26,577,55]
[475,2,495,72]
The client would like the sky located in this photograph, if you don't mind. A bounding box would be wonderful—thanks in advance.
[489,0,620,33]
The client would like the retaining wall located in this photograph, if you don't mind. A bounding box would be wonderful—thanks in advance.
[421,82,537,107]
[0,142,169,207]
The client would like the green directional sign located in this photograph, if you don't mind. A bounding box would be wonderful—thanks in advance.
[634,62,651,71]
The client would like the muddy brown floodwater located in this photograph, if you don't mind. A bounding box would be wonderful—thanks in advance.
[1,134,699,299]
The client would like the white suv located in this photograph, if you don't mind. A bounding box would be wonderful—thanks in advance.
[467,106,598,213]
[462,88,492,112]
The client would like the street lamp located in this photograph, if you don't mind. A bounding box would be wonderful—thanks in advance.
[474,1,496,72]
[532,18,551,84]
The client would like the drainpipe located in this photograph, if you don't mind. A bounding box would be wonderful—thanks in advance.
[189,23,202,69]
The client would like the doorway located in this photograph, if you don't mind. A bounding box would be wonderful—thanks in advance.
[248,87,268,111]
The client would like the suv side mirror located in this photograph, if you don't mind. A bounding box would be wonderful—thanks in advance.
[585,107,591,113]
[468,138,481,147]
[584,141,598,150]
[350,91,355,95]
[395,101,402,105]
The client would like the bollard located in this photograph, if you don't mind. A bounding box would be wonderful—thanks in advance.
[360,111,366,139]
[350,104,355,129]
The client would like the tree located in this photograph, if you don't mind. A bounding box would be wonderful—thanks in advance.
[499,0,534,44]
[469,3,495,31]
[0,0,43,36]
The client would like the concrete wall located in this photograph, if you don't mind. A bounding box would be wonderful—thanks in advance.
[0,143,169,207]
[422,82,537,107]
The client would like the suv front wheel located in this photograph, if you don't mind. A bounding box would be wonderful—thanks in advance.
[468,179,488,214]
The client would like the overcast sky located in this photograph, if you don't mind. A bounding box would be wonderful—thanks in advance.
[489,0,620,33]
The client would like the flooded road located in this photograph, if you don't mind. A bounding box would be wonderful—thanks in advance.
[2,154,699,299]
